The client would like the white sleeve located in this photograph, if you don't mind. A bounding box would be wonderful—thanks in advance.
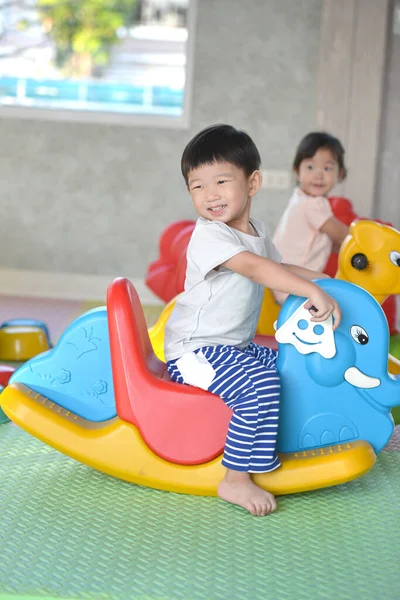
[266,236,282,263]
[255,219,282,263]
[188,222,248,278]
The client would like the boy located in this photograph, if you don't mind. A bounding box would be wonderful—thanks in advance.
[165,125,341,516]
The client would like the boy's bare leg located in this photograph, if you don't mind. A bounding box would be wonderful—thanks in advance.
[217,469,277,516]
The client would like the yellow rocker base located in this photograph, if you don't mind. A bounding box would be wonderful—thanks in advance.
[1,383,377,497]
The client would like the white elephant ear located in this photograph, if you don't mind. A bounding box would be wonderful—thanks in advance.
[275,302,336,359]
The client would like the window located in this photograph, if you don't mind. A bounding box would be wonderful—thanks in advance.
[0,0,196,127]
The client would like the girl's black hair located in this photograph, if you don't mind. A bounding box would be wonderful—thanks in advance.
[181,124,261,185]
[293,131,347,178]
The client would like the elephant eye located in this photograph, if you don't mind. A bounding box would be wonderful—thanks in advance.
[389,251,400,267]
[350,325,369,345]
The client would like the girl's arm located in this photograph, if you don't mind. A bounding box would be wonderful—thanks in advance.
[320,217,349,246]
[221,251,341,328]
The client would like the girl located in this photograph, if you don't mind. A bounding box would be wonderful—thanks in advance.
[273,132,349,301]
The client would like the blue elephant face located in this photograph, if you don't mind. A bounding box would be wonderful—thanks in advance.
[276,279,399,454]
[276,279,391,394]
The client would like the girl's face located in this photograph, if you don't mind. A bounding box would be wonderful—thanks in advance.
[295,148,344,197]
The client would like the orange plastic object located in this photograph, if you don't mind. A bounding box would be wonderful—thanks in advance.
[107,277,232,465]
[0,325,50,361]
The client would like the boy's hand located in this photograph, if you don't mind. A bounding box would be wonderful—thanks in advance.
[304,289,341,330]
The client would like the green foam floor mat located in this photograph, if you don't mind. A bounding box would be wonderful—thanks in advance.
[1,424,399,600]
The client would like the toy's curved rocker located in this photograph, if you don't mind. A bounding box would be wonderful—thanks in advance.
[1,277,398,497]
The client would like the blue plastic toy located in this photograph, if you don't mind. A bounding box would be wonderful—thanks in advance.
[276,279,399,454]
[10,308,114,422]
[9,279,400,458]
[4,278,400,497]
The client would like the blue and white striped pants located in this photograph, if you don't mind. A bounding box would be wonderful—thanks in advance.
[167,343,281,473]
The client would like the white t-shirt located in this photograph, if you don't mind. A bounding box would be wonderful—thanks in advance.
[164,216,281,362]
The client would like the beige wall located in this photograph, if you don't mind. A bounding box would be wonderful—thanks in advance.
[376,1,400,228]
[0,0,395,285]
[317,0,390,218]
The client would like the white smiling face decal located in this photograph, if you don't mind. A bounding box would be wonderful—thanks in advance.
[275,302,336,359]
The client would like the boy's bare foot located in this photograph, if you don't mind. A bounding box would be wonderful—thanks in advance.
[218,470,277,516]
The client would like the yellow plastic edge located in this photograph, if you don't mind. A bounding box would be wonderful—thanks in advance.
[148,297,177,362]
[389,354,400,375]
[1,383,376,497]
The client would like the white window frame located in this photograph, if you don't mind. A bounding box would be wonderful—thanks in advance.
[0,0,197,129]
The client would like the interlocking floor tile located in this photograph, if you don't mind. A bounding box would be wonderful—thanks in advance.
[1,424,399,600]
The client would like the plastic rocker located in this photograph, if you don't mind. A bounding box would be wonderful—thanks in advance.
[2,278,396,497]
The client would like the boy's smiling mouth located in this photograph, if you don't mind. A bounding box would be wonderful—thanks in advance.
[208,205,227,214]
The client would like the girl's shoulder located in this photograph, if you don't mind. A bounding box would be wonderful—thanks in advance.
[294,189,332,211]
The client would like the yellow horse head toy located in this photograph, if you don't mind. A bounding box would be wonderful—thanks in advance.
[336,220,400,304]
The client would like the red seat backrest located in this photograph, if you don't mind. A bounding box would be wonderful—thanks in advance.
[107,278,232,465]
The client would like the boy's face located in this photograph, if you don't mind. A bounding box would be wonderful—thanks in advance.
[295,148,343,197]
[187,161,259,227]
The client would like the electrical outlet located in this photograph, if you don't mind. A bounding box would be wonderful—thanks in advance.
[261,170,291,190]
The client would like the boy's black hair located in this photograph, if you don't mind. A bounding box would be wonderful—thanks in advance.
[181,124,261,185]
[293,131,347,179]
